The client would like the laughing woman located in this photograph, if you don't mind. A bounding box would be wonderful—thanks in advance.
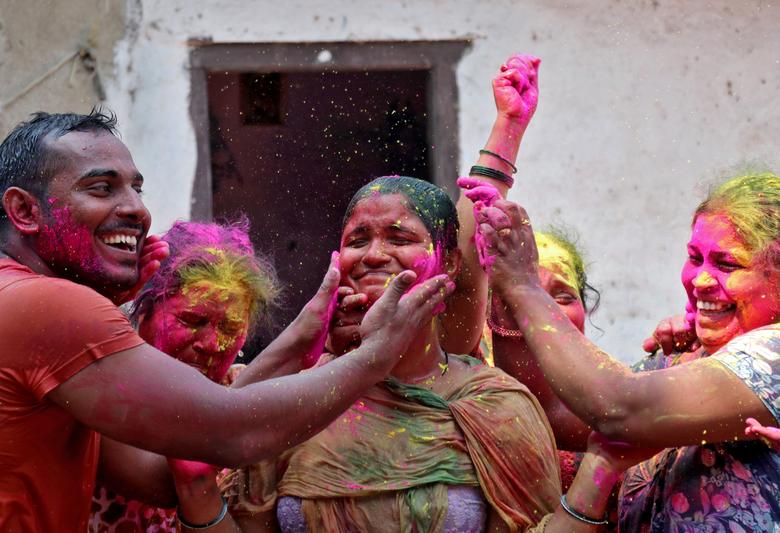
[478,173,780,531]
[88,220,281,532]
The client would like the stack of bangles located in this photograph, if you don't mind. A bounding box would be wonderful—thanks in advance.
[178,497,228,530]
[560,494,610,527]
[471,149,517,187]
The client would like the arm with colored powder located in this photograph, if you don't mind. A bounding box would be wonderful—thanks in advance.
[477,199,776,448]
[537,432,658,532]
[50,271,454,467]
[164,457,276,532]
[441,54,540,354]
[231,252,343,386]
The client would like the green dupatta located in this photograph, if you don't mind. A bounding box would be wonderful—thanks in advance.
[225,356,561,532]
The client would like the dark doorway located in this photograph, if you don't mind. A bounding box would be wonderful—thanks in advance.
[190,42,469,356]
[207,69,430,353]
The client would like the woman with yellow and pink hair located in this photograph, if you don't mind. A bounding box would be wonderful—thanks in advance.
[478,172,780,531]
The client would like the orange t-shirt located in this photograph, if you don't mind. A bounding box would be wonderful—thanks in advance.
[0,259,145,532]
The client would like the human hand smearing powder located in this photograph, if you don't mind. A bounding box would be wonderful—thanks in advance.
[475,199,541,296]
[458,176,500,271]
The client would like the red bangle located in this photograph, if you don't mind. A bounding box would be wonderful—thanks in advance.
[486,312,523,338]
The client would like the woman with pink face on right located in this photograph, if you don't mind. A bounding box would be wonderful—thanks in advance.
[477,173,780,531]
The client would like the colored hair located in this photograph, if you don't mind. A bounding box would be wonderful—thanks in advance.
[130,219,280,332]
[694,172,780,268]
[0,108,118,229]
[343,176,459,251]
[535,228,601,315]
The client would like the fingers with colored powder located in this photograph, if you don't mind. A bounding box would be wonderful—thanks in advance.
[115,234,171,304]
[458,176,501,206]
[493,54,540,126]
[458,177,502,270]
[745,418,780,452]
[642,314,699,355]
[301,251,342,367]
[359,272,454,365]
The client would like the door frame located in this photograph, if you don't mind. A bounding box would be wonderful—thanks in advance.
[189,40,471,220]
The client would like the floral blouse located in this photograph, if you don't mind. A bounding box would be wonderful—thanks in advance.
[621,325,780,532]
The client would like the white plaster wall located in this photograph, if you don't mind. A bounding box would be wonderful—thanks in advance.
[104,0,780,362]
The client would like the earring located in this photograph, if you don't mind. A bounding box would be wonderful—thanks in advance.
[237,350,244,359]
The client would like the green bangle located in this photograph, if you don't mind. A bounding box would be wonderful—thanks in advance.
[178,497,228,529]
[479,149,518,174]
[469,165,515,187]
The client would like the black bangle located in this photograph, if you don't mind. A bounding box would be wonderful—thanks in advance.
[479,149,518,174]
[178,497,228,529]
[560,494,609,526]
[469,165,515,187]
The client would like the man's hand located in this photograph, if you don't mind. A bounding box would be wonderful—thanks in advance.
[493,54,540,127]
[358,271,454,364]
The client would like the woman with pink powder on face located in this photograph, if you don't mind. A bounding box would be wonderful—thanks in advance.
[477,173,780,531]
[88,219,328,532]
[208,177,650,533]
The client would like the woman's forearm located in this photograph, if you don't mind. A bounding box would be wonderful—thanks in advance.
[501,284,636,433]
[175,476,241,532]
[542,453,619,532]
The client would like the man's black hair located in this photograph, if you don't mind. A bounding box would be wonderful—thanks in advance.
[0,108,118,226]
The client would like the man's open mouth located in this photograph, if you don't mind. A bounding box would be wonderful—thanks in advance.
[100,233,139,253]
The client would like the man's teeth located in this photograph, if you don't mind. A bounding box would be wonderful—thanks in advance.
[101,235,138,248]
[697,300,731,312]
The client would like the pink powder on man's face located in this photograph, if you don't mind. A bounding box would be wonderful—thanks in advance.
[37,206,103,277]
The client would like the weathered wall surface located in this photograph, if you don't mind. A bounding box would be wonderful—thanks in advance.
[0,0,128,135]
[3,0,780,360]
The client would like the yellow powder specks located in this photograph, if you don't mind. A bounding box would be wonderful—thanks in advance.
[383,273,397,289]
[540,324,557,332]
[388,427,406,438]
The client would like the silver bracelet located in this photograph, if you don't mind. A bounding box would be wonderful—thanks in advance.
[560,494,609,526]
[178,496,228,529]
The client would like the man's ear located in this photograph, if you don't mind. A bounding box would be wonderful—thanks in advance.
[2,187,44,235]
[444,247,462,280]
